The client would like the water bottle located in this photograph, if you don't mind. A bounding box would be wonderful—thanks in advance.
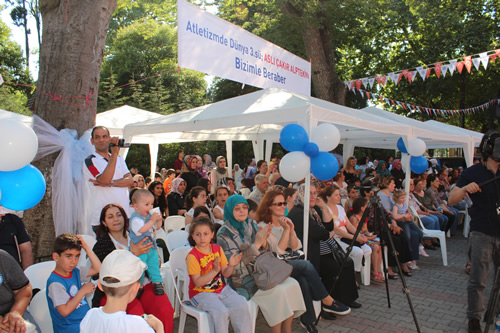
[496,314,500,332]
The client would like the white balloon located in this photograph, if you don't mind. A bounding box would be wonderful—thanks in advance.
[310,123,340,152]
[279,152,310,182]
[0,120,38,171]
[400,153,409,173]
[407,138,426,156]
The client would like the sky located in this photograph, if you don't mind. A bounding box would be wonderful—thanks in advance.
[1,5,40,80]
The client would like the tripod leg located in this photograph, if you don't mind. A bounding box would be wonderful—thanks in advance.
[483,266,500,333]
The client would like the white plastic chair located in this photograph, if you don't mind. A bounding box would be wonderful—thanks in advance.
[409,207,448,266]
[29,288,53,333]
[360,252,371,286]
[169,246,212,333]
[24,261,56,292]
[459,209,471,238]
[165,215,186,233]
[156,227,168,263]
[166,230,190,254]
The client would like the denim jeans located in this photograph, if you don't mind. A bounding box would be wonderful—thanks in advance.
[397,221,421,260]
[467,231,500,320]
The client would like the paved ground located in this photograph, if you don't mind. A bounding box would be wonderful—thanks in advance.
[175,228,498,332]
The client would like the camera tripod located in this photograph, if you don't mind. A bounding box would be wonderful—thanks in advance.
[330,195,421,333]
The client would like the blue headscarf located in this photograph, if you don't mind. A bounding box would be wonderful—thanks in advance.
[224,195,249,239]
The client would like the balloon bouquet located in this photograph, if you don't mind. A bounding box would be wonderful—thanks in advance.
[0,120,46,210]
[397,137,428,174]
[279,123,341,182]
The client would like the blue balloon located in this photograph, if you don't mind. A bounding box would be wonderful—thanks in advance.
[0,164,46,211]
[311,152,339,181]
[397,137,408,154]
[303,142,319,157]
[410,156,428,174]
[280,124,309,152]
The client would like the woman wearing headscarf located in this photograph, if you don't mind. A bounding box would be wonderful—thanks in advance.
[217,195,306,332]
[287,183,361,312]
[202,154,216,174]
[390,159,405,189]
[194,155,208,179]
[210,156,229,194]
[233,164,244,190]
[167,178,187,216]
[376,160,391,176]
[181,155,201,193]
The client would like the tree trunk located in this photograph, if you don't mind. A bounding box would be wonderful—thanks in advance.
[280,2,346,105]
[25,0,117,260]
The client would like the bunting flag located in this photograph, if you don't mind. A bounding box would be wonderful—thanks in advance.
[344,48,500,90]
[350,87,497,118]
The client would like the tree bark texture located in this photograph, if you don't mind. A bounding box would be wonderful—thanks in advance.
[25,0,117,259]
[280,1,346,105]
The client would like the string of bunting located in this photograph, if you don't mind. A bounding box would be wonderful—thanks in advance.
[344,49,500,91]
[351,87,498,117]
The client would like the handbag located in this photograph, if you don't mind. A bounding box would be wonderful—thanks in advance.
[248,251,292,290]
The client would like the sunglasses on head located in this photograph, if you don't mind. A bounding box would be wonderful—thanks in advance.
[271,201,287,207]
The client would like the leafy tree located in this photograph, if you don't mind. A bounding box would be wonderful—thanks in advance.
[0,17,31,114]
[98,19,207,114]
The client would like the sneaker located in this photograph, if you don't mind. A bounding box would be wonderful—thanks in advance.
[408,263,419,270]
[322,300,351,316]
[153,282,165,295]
[300,318,319,333]
[467,318,481,333]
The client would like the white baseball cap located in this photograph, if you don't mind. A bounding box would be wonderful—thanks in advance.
[99,249,147,288]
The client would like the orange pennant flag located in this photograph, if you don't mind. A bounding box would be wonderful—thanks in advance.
[456,61,464,74]
[463,56,472,73]
[434,63,442,78]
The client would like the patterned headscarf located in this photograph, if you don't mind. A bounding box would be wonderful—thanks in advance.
[171,178,186,195]
[294,183,321,221]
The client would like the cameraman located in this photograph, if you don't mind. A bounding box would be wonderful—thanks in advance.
[84,126,133,234]
[449,131,500,333]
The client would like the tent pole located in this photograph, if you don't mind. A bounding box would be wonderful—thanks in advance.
[149,140,159,179]
[225,140,233,171]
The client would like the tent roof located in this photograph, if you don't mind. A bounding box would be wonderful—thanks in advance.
[424,120,483,146]
[356,106,479,149]
[96,105,164,143]
[123,88,414,144]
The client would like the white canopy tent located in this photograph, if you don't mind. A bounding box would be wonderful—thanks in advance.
[356,107,481,167]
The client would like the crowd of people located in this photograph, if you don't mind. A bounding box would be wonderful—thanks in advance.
[2,126,496,333]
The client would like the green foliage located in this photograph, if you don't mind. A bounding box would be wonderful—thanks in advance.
[0,17,32,113]
[98,19,207,114]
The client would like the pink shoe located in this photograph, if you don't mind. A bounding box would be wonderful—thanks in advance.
[419,247,430,257]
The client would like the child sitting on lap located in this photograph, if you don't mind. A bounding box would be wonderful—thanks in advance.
[129,189,165,295]
[47,233,101,333]
[80,249,164,333]
[186,217,251,333]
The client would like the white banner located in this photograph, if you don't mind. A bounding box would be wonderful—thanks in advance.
[178,0,311,96]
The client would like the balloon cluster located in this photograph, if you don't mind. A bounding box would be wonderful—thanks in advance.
[279,123,341,181]
[397,137,428,174]
[0,120,46,210]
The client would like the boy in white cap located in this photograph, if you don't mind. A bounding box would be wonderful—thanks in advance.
[80,250,164,333]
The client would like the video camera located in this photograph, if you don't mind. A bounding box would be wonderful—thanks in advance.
[109,138,131,149]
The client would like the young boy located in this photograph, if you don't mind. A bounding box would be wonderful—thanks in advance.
[163,169,176,195]
[129,189,165,295]
[80,250,164,333]
[47,233,101,333]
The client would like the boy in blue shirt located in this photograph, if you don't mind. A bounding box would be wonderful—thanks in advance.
[46,233,101,333]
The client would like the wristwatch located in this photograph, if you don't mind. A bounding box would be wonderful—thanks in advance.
[110,180,114,187]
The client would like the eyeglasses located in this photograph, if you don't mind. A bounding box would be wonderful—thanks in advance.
[271,202,287,207]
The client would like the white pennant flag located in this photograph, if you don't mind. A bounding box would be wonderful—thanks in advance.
[410,71,417,82]
[345,81,351,88]
[362,78,368,89]
[441,64,449,78]
[368,78,375,89]
[448,59,457,76]
[416,66,427,81]
[479,52,489,69]
[0,74,3,86]
[472,57,481,71]
[358,89,364,98]
[388,72,398,85]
